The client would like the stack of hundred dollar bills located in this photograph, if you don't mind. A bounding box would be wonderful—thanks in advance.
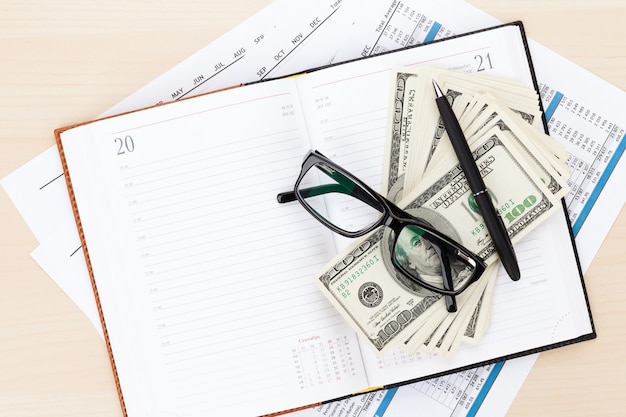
[314,67,570,357]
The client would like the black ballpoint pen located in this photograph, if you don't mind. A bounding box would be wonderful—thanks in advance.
[432,80,521,281]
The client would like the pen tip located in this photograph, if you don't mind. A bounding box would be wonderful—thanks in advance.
[432,79,443,98]
[503,259,521,281]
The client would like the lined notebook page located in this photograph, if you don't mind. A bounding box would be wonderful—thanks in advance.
[60,79,369,417]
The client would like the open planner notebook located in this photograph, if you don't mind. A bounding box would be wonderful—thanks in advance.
[56,22,594,417]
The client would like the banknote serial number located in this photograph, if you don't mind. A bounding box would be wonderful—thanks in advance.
[471,195,538,235]
[336,255,381,299]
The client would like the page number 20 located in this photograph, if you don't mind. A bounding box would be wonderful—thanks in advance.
[474,53,493,72]
[115,135,135,155]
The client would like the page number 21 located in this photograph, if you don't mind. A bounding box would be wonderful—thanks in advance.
[474,53,493,72]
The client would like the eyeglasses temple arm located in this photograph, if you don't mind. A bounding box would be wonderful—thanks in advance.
[440,251,458,313]
[276,184,381,208]
[276,190,300,203]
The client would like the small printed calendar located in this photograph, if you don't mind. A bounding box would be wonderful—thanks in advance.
[292,336,358,390]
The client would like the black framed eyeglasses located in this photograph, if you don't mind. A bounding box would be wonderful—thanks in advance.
[277,150,487,313]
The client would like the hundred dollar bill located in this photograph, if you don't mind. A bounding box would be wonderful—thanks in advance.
[430,96,570,200]
[382,68,433,202]
[407,88,540,192]
[382,71,413,198]
[439,264,498,356]
[468,97,570,168]
[314,228,445,355]
[436,68,542,120]
[461,262,498,347]
[439,77,542,129]
[315,128,560,355]
[408,261,499,355]
[458,90,542,134]
[413,269,489,355]
[398,127,561,263]
[402,80,460,198]
[393,67,544,196]
[425,264,494,354]
[469,101,570,199]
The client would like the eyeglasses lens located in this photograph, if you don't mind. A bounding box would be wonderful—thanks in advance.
[392,225,475,293]
[297,162,384,234]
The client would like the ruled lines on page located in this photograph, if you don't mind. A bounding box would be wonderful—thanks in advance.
[60,79,370,416]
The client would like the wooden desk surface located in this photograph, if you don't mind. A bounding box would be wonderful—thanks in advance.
[1,0,624,415]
